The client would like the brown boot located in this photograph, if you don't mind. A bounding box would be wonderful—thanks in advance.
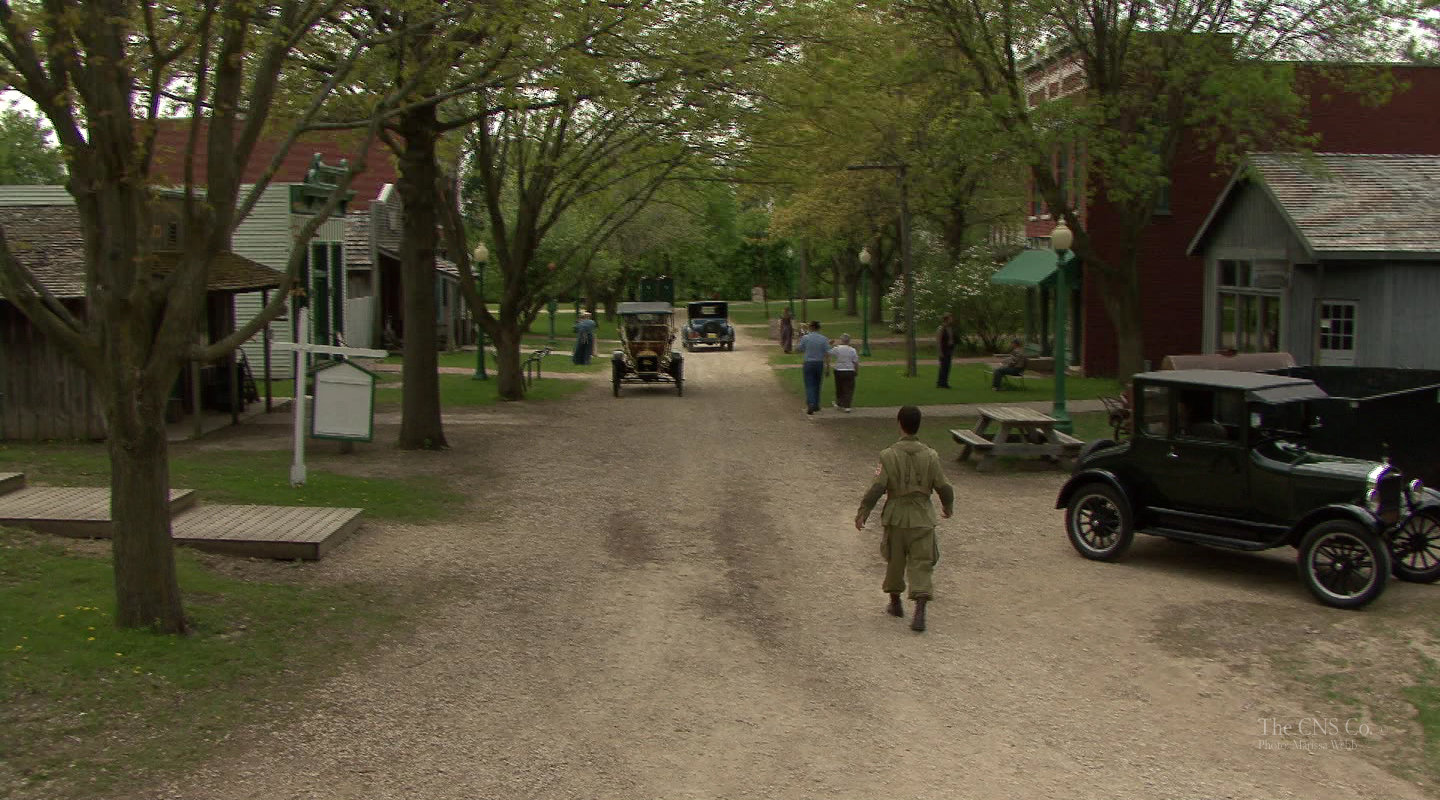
[910,598,928,632]
[886,593,903,617]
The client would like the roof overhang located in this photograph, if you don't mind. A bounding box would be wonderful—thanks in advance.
[991,249,1075,287]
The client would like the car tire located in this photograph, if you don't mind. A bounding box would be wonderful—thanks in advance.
[1078,438,1117,461]
[1065,483,1134,561]
[1388,511,1440,583]
[611,359,623,398]
[1297,520,1391,609]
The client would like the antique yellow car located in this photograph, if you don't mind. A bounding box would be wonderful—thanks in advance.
[612,302,683,397]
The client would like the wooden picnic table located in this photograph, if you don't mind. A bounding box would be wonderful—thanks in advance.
[950,405,1084,472]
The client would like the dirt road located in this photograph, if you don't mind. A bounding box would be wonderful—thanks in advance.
[146,327,1431,800]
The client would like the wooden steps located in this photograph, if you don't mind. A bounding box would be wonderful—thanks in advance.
[0,473,363,560]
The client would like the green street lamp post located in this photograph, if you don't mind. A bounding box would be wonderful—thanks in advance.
[858,247,872,357]
[472,242,488,380]
[1050,221,1074,433]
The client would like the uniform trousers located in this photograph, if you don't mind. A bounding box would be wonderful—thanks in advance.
[881,525,938,600]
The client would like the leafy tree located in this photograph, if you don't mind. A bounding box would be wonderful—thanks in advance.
[899,0,1419,377]
[446,1,794,400]
[0,0,393,632]
[885,241,1025,353]
[0,109,65,183]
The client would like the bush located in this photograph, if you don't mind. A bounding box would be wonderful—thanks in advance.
[885,244,1025,353]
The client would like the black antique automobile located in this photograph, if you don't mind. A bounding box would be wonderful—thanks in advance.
[682,301,735,351]
[1057,369,1440,609]
[612,301,683,397]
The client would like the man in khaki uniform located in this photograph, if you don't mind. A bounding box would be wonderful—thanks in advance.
[855,405,955,632]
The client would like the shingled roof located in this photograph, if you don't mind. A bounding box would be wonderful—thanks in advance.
[1190,153,1440,259]
[0,205,281,299]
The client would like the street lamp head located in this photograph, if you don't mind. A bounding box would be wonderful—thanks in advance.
[472,242,489,263]
[859,247,871,266]
[1051,221,1073,252]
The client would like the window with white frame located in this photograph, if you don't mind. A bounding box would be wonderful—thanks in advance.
[1215,259,1282,353]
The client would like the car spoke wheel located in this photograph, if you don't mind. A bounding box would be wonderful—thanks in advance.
[1298,521,1390,609]
[1065,483,1134,561]
[1388,511,1440,583]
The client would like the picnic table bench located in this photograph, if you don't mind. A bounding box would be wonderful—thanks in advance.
[951,405,1085,472]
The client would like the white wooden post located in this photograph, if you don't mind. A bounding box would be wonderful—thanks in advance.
[274,307,386,487]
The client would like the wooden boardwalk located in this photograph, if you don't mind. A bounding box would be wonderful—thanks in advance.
[170,504,364,560]
[0,485,196,538]
[0,474,363,560]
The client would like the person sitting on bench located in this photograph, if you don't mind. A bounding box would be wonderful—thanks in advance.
[992,338,1027,391]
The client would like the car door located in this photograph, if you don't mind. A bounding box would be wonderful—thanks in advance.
[1145,388,1256,538]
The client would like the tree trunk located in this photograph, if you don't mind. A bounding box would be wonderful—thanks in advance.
[493,325,525,400]
[1096,266,1147,379]
[868,266,886,325]
[844,264,859,317]
[831,257,840,310]
[105,381,186,633]
[395,103,448,450]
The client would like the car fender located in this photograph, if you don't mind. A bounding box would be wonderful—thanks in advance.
[1055,469,1129,511]
[1288,504,1383,545]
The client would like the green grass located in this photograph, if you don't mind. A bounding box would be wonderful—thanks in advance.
[725,299,878,326]
[0,526,399,797]
[0,444,463,524]
[381,349,608,374]
[375,371,589,407]
[768,343,947,365]
[773,362,1124,408]
[1405,657,1440,782]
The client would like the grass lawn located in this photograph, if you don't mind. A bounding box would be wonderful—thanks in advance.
[0,443,465,524]
[0,526,400,798]
[726,299,876,327]
[381,349,608,375]
[374,371,590,407]
[773,361,1124,408]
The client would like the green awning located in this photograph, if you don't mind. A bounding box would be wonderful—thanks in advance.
[991,249,1075,287]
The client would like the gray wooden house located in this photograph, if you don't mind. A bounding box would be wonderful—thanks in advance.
[0,198,280,440]
[1188,153,1440,369]
[351,183,469,351]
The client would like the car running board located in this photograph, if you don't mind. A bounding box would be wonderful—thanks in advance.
[1138,527,1275,551]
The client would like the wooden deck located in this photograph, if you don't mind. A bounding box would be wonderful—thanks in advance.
[169,504,364,560]
[0,474,363,559]
[0,472,24,495]
[0,485,196,538]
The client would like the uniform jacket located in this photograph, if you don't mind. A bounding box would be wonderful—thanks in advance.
[857,435,955,528]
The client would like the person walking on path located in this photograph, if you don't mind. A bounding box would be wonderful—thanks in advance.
[855,405,954,632]
[830,333,859,412]
[992,337,1028,391]
[936,313,956,389]
[796,320,831,415]
[779,307,795,353]
[572,312,598,365]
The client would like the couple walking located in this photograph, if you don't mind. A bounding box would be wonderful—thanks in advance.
[796,320,859,414]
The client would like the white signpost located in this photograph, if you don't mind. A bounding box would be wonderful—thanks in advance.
[274,308,386,487]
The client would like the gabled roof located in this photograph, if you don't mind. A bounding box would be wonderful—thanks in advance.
[0,205,280,299]
[1188,153,1440,260]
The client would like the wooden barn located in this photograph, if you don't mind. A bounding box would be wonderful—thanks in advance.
[0,200,282,441]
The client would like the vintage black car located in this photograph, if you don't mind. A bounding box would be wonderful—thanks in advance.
[682,301,735,351]
[612,302,683,397]
[1056,369,1440,609]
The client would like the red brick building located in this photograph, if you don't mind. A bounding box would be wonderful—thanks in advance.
[1022,63,1440,376]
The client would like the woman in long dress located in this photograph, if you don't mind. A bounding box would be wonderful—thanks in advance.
[572,312,598,364]
[779,307,794,353]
